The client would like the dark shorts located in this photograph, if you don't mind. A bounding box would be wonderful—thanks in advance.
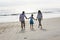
[21,21,25,24]
[30,20,34,24]
[38,18,41,21]
[38,18,42,25]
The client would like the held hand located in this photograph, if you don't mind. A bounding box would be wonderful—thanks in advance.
[35,19,37,20]
[26,17,30,19]
[33,18,37,20]
[26,17,28,19]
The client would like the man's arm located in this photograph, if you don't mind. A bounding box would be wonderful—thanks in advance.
[24,15,27,19]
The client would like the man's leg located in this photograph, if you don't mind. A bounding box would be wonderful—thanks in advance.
[23,21,25,30]
[21,22,23,30]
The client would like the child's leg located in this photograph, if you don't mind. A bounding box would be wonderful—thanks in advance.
[30,24,31,29]
[31,24,33,29]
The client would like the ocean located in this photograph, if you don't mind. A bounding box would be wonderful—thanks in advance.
[0,8,60,23]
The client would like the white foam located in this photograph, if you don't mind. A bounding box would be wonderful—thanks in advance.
[0,13,60,23]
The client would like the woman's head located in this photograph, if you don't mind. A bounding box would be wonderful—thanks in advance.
[38,10,41,14]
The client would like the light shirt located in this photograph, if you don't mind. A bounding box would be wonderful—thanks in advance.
[37,13,42,19]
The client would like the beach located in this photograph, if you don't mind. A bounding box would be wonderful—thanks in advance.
[0,17,60,40]
[0,0,60,40]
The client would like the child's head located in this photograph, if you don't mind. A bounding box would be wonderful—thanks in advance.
[31,14,33,17]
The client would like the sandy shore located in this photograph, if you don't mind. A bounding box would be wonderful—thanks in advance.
[0,17,60,40]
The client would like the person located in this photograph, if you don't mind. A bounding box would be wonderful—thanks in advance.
[19,11,27,30]
[37,10,43,29]
[28,14,36,30]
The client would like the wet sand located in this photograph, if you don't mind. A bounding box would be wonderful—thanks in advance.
[0,17,60,40]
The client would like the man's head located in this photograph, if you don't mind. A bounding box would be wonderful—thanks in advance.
[22,11,25,15]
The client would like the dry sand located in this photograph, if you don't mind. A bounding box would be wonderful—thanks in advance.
[0,17,60,40]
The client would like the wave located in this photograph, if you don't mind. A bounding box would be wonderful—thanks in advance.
[0,14,19,16]
[0,11,60,16]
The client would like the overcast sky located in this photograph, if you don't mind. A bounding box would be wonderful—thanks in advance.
[0,0,60,12]
[0,0,60,7]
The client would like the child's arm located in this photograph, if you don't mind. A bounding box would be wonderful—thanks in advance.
[27,17,30,19]
[33,17,37,20]
[27,18,29,19]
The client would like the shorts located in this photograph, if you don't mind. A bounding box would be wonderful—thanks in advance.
[30,20,34,24]
[21,21,25,24]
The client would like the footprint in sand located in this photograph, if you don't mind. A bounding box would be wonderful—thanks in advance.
[24,37,27,39]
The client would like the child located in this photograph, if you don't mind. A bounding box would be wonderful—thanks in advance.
[28,14,36,30]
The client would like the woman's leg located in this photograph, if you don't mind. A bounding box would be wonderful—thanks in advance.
[38,20,40,28]
[39,20,42,29]
[38,19,42,29]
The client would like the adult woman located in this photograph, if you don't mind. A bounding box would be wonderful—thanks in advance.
[37,10,43,29]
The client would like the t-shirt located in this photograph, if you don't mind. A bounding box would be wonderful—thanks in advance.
[19,14,26,21]
[29,16,34,24]
[30,16,33,21]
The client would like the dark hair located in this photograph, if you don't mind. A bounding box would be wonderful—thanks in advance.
[31,14,33,18]
[38,10,41,14]
[31,14,33,16]
[22,11,25,15]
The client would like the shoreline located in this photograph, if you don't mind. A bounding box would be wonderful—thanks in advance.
[0,13,60,23]
[0,17,60,23]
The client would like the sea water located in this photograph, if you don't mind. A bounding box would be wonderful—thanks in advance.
[0,9,60,23]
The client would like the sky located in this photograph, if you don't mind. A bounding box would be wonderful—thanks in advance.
[0,0,60,13]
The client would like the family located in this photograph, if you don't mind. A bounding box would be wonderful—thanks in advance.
[19,10,43,31]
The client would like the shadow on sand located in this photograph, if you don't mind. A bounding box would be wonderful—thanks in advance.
[31,28,36,31]
[41,28,47,31]
[19,29,26,33]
